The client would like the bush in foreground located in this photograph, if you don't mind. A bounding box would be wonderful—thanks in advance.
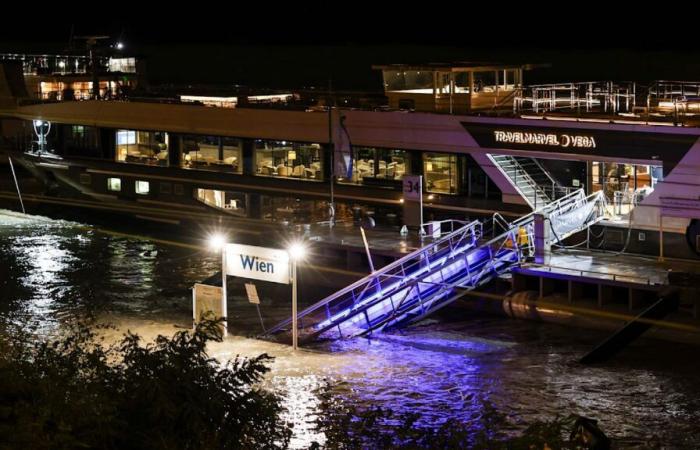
[0,319,611,449]
[0,318,291,449]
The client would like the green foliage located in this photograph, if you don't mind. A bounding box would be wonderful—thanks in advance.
[0,318,291,450]
[0,319,605,450]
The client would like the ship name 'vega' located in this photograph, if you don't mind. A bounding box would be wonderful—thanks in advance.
[493,130,597,148]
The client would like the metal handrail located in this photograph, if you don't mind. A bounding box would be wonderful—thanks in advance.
[520,263,655,285]
[419,219,478,237]
[510,156,552,205]
[490,154,550,208]
[491,212,511,238]
[264,219,483,335]
[264,189,608,340]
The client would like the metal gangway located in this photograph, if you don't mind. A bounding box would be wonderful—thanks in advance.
[263,190,607,343]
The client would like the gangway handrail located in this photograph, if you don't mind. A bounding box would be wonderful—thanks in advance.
[419,218,477,237]
[518,262,655,285]
[491,212,511,238]
[263,219,483,335]
[374,189,607,331]
[263,189,608,341]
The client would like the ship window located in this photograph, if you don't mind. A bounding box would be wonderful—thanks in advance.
[383,70,433,93]
[591,161,662,217]
[378,149,410,180]
[261,195,333,223]
[116,130,169,166]
[108,57,136,73]
[79,173,91,185]
[339,147,375,183]
[174,184,184,195]
[424,153,458,194]
[63,124,100,157]
[135,180,150,195]
[159,182,172,194]
[338,147,410,185]
[255,140,323,180]
[195,188,247,217]
[107,177,121,192]
[180,135,242,173]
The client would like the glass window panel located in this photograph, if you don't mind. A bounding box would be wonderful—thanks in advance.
[135,180,150,195]
[181,135,241,173]
[195,188,247,217]
[116,130,168,166]
[340,147,411,185]
[424,153,458,194]
[255,140,323,181]
[107,177,121,192]
[377,149,410,180]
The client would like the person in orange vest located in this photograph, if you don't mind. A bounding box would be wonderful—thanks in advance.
[517,226,529,246]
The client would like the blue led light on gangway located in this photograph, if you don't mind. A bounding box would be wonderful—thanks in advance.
[263,190,608,344]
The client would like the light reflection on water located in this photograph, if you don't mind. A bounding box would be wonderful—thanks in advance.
[1,210,700,448]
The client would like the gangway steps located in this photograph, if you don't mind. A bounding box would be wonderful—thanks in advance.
[262,189,607,343]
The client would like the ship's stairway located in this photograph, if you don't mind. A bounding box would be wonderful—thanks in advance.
[489,154,574,209]
[263,190,607,343]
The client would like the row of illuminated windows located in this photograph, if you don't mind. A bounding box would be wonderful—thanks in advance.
[107,177,151,195]
[110,129,478,195]
[115,130,324,180]
[338,150,459,194]
[101,177,188,197]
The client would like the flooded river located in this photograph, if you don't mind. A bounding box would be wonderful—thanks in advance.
[1,209,699,448]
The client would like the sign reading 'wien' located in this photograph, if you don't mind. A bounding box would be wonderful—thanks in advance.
[225,244,290,285]
[493,130,597,149]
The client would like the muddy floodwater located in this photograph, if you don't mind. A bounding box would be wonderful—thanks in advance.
[1,209,699,448]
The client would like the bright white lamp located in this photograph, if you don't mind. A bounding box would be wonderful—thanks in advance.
[208,233,226,251]
[288,242,306,260]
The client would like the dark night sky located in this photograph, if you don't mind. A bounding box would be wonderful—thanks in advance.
[2,8,698,90]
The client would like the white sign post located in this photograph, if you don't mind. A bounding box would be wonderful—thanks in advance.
[403,175,423,230]
[291,258,298,350]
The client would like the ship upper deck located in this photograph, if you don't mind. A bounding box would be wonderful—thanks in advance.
[3,57,700,130]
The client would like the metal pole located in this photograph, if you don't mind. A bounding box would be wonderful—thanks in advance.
[292,259,298,350]
[659,214,665,262]
[328,80,335,226]
[360,226,375,273]
[8,157,25,214]
[587,225,590,250]
[221,246,228,337]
